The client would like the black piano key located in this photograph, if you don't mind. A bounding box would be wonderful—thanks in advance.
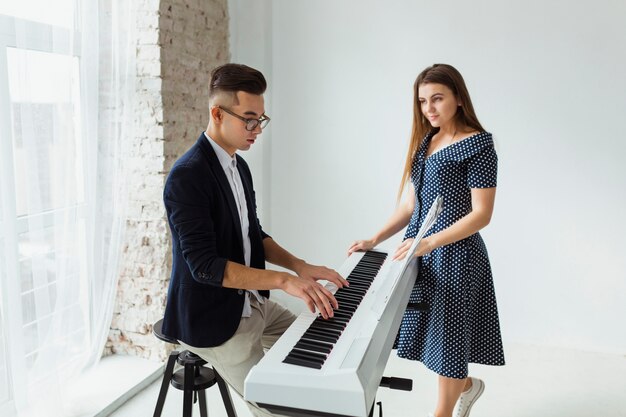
[354,261,381,268]
[335,303,357,311]
[348,271,375,278]
[339,285,370,295]
[353,265,379,272]
[283,356,322,369]
[359,257,384,264]
[330,311,352,320]
[349,271,377,279]
[340,286,366,293]
[289,348,327,362]
[334,292,361,301]
[347,275,375,283]
[312,315,346,326]
[300,334,335,347]
[364,251,387,259]
[359,262,383,269]
[295,340,333,354]
[310,320,345,332]
[351,270,375,277]
[321,317,347,328]
[342,282,370,290]
[335,294,363,304]
[335,298,359,307]
[308,325,342,336]
[335,292,361,300]
[335,300,361,310]
[336,289,364,298]
[316,316,352,329]
[284,351,326,367]
[335,302,361,312]
[346,278,373,285]
[355,266,376,272]
[303,330,338,344]
[305,326,340,337]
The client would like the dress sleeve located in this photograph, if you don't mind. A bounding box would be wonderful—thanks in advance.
[467,145,498,188]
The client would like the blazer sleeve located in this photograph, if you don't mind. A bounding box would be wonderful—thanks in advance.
[163,164,228,287]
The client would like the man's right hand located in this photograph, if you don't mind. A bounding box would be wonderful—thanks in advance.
[281,273,338,320]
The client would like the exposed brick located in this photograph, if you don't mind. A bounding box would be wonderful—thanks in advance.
[105,0,229,361]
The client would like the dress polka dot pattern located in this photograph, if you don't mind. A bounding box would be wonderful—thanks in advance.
[395,130,505,379]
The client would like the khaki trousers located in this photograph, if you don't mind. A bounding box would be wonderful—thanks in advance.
[180,298,296,417]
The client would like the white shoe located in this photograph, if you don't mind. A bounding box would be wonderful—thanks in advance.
[454,377,485,417]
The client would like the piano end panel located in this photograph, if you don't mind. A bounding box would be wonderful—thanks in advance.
[245,369,367,416]
[357,259,420,411]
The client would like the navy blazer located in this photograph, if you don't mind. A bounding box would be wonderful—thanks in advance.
[162,134,270,347]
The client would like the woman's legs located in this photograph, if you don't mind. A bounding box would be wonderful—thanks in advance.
[433,375,468,417]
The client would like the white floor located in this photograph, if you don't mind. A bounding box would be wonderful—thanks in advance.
[106,343,626,417]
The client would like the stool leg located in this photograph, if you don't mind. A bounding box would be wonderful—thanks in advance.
[214,368,237,417]
[183,362,194,417]
[154,351,178,417]
[198,389,208,417]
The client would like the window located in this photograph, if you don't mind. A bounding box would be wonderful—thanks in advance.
[0,4,90,412]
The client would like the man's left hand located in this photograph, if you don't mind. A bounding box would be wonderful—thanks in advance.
[295,262,348,290]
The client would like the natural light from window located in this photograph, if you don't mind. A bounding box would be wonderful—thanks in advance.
[0,0,75,28]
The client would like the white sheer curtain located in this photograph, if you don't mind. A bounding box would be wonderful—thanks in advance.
[0,1,135,415]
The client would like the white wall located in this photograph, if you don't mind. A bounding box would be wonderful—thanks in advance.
[228,0,273,222]
[230,0,626,354]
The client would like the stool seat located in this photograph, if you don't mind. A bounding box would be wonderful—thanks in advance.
[153,318,178,344]
[152,319,237,417]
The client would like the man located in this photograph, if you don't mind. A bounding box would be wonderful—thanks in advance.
[162,63,347,417]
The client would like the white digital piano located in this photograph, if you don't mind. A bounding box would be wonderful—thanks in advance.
[244,196,443,417]
[244,248,419,417]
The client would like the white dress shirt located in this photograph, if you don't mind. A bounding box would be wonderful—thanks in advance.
[204,132,265,317]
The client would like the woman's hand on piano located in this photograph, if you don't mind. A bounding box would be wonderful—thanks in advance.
[392,238,433,260]
[347,239,376,255]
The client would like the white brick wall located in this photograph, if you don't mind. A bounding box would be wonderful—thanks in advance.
[106,0,229,360]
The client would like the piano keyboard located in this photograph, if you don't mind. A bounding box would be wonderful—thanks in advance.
[282,250,388,370]
[244,249,420,417]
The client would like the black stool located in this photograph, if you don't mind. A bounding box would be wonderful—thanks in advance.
[152,319,237,417]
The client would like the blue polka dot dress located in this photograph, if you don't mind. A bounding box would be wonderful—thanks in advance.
[395,130,505,379]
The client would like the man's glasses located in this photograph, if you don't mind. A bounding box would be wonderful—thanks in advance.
[218,106,271,131]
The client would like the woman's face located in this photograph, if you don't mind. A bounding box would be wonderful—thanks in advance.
[418,83,460,129]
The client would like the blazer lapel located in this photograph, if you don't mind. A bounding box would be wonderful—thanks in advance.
[237,162,264,264]
[238,163,258,233]
[197,135,244,252]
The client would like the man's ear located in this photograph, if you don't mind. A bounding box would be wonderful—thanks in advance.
[210,106,223,124]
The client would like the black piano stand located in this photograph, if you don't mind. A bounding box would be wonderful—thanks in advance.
[406,302,430,311]
[368,376,413,417]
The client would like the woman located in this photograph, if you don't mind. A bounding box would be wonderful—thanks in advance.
[349,64,505,417]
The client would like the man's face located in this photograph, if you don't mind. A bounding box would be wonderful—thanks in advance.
[218,91,266,155]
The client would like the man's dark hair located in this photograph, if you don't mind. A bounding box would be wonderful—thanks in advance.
[209,63,267,105]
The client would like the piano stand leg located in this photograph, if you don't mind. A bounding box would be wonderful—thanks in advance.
[368,401,383,417]
[370,376,412,417]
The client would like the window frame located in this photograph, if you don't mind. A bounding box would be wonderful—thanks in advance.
[0,13,88,413]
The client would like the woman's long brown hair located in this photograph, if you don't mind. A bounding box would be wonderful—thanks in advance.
[397,64,485,201]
